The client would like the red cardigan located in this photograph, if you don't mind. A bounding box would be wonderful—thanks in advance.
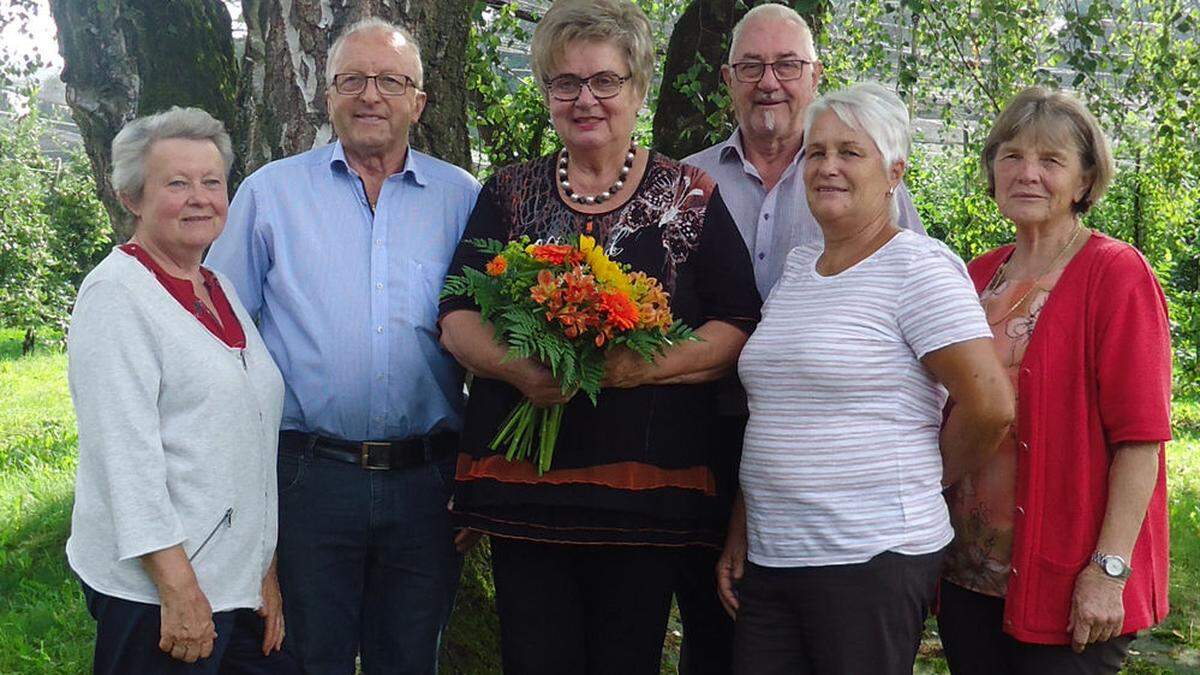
[966,232,1172,644]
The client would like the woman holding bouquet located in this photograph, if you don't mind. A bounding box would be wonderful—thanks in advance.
[438,0,760,672]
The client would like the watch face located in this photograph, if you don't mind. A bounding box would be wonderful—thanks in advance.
[1103,557,1124,576]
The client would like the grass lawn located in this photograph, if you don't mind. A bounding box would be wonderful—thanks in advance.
[1,327,1198,673]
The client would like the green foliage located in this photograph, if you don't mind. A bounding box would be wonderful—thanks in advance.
[0,103,112,350]
[819,0,1200,394]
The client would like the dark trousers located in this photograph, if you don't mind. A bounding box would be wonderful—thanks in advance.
[937,580,1134,674]
[82,582,298,675]
[733,549,944,675]
[675,414,743,675]
[490,537,676,675]
[274,438,462,675]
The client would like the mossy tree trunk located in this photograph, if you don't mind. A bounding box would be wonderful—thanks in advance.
[651,0,827,160]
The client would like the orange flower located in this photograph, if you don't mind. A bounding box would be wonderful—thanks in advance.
[530,244,584,266]
[599,290,639,332]
[486,255,508,276]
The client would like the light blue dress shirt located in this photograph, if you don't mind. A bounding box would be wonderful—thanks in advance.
[684,128,925,299]
[205,141,481,441]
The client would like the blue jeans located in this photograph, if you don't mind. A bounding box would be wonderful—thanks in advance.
[82,582,299,675]
[275,440,461,675]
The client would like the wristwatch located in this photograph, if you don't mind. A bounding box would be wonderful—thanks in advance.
[1091,552,1132,580]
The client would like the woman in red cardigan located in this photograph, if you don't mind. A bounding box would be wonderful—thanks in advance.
[937,86,1172,674]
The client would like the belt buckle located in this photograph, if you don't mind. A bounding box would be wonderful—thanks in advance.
[360,441,391,470]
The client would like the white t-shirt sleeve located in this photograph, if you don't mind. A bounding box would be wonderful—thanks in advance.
[896,243,992,359]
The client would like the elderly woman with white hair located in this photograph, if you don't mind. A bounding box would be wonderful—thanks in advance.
[66,107,291,674]
[718,83,1014,673]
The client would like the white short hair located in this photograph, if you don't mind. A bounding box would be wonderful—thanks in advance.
[325,17,423,87]
[110,107,234,201]
[804,82,910,223]
[728,3,816,63]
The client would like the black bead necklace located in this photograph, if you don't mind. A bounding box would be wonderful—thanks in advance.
[558,143,636,205]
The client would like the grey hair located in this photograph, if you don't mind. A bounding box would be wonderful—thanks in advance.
[803,82,910,224]
[110,106,234,202]
[531,0,655,100]
[325,17,423,88]
[728,3,816,63]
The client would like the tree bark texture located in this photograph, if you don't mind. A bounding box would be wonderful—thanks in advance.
[48,0,239,240]
[51,0,474,243]
[652,0,826,160]
[237,0,473,174]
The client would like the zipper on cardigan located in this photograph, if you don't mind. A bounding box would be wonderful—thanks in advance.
[188,508,234,562]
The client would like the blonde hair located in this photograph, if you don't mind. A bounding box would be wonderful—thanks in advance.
[982,87,1114,214]
[531,0,654,100]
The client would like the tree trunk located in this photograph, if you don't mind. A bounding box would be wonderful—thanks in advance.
[239,0,473,175]
[652,0,827,160]
[47,0,239,241]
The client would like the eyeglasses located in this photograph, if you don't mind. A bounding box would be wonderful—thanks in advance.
[729,59,814,83]
[331,73,419,97]
[543,71,631,102]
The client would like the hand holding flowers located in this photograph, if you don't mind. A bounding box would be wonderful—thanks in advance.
[441,234,695,473]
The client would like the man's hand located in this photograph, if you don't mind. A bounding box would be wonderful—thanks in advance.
[1068,565,1126,653]
[257,559,285,655]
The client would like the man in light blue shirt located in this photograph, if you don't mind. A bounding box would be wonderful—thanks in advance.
[205,18,479,675]
[678,5,925,675]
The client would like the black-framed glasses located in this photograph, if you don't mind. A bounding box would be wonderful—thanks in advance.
[729,59,814,83]
[543,71,631,102]
[331,73,419,96]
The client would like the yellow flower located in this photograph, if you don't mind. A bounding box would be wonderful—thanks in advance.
[579,235,633,295]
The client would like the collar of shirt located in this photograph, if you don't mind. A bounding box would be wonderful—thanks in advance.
[716,127,804,187]
[327,140,429,188]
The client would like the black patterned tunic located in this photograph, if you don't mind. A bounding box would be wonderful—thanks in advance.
[439,152,761,547]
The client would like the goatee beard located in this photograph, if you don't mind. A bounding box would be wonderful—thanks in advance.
[762,109,777,133]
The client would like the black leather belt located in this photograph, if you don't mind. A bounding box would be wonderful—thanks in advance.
[280,430,457,470]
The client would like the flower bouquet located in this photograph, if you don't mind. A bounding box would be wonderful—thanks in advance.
[441,235,695,474]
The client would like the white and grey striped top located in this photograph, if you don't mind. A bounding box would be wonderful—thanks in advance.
[737,229,991,568]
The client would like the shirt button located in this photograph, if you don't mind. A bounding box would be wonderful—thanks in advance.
[758,252,766,260]
[376,326,384,334]
[1011,567,1019,576]
[1019,441,1030,451]
[1016,506,1025,516]
[375,239,383,246]
[376,283,384,291]
[763,213,770,220]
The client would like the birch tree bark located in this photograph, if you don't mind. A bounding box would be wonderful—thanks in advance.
[49,0,474,240]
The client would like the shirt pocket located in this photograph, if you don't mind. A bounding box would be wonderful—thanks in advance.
[408,259,450,329]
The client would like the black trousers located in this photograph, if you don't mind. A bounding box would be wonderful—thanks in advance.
[83,582,299,675]
[732,549,944,675]
[489,537,676,675]
[937,580,1134,674]
[675,414,744,675]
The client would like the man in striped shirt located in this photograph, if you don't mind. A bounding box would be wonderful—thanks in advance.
[678,4,926,673]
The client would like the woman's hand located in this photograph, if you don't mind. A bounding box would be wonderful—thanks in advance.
[514,360,575,407]
[141,545,216,662]
[716,491,748,619]
[601,347,645,388]
[454,528,484,554]
[1068,565,1126,652]
[158,580,217,662]
[258,557,285,655]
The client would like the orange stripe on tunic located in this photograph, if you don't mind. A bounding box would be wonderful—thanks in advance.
[456,453,716,495]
